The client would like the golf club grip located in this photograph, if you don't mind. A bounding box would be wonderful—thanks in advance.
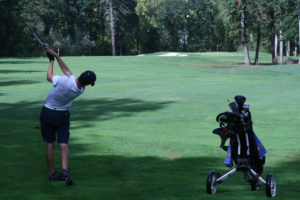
[32,32,46,48]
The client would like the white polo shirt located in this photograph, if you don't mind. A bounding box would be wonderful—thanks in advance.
[44,75,84,110]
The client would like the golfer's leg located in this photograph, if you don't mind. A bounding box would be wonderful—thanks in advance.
[60,143,69,170]
[46,143,55,175]
[57,110,70,170]
[60,143,74,185]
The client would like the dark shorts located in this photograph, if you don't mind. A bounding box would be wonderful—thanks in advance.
[40,106,70,144]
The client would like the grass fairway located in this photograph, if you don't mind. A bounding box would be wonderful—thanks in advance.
[1,52,300,199]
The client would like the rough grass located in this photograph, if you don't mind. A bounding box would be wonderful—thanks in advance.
[0,52,300,199]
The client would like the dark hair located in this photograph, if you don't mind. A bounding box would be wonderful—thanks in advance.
[78,70,96,86]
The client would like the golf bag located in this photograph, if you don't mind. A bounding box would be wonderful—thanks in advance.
[206,95,276,197]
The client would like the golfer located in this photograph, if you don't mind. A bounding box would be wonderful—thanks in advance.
[40,48,96,185]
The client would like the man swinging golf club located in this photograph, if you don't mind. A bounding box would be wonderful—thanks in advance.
[40,48,96,185]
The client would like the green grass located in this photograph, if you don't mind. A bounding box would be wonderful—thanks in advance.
[1,52,300,199]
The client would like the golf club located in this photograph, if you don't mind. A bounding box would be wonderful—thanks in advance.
[21,18,46,49]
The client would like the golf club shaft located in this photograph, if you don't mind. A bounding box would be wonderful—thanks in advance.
[32,32,46,48]
[22,20,46,49]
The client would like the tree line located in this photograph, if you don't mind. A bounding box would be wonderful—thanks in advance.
[0,0,300,64]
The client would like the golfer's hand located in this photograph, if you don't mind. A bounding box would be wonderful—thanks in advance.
[45,48,58,57]
[46,52,55,62]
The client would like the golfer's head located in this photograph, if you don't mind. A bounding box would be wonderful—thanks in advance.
[78,70,96,86]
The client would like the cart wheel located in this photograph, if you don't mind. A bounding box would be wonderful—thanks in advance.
[251,180,260,191]
[266,173,276,197]
[206,170,218,194]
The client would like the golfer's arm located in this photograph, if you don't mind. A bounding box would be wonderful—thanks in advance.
[55,56,73,77]
[47,61,54,82]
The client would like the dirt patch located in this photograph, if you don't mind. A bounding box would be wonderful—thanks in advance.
[288,153,300,159]
[159,134,168,137]
[193,63,300,68]
[209,65,248,68]
[165,147,182,160]
[192,64,248,68]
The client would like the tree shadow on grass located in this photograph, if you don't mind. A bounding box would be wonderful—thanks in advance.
[0,80,41,87]
[0,98,173,129]
[66,154,222,200]
[70,98,173,128]
[0,99,299,199]
[40,137,300,200]
[63,145,300,200]
[255,63,277,66]
[251,158,300,199]
[266,159,300,196]
[0,60,47,64]
[0,136,228,200]
[0,70,44,74]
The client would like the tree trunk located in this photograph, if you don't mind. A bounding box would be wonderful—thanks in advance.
[279,30,283,64]
[4,17,12,56]
[3,1,12,56]
[286,41,290,56]
[275,34,278,60]
[99,2,105,55]
[109,0,116,56]
[241,5,251,65]
[270,9,277,64]
[254,0,261,65]
[298,8,300,63]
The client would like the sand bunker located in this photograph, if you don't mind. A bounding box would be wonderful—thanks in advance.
[158,52,188,57]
